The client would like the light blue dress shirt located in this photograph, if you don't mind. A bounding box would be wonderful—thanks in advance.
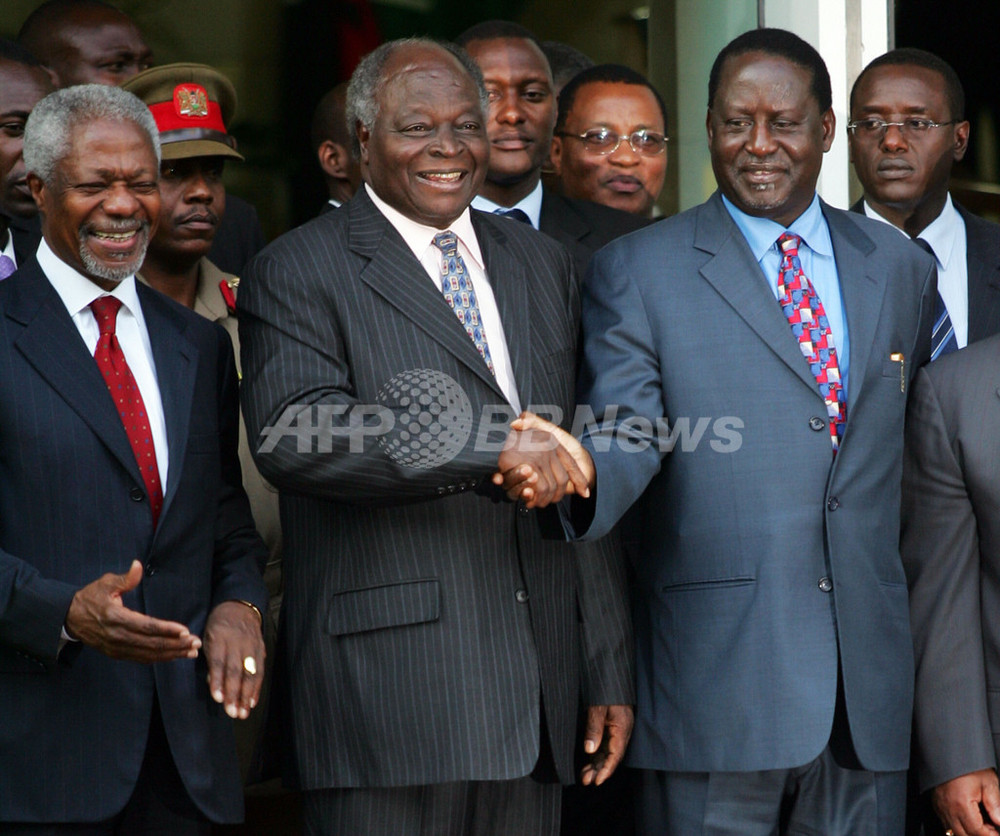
[721,193,850,397]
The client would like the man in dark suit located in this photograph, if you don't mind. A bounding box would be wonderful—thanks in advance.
[17,0,267,277]
[505,27,935,834]
[455,21,648,277]
[237,38,633,836]
[0,39,52,273]
[0,83,268,833]
[901,333,1000,836]
[848,48,1000,356]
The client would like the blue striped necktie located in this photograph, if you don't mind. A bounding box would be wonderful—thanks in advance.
[432,231,495,374]
[914,237,958,360]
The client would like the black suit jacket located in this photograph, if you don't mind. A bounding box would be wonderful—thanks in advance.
[3,213,41,267]
[208,194,267,276]
[539,190,649,278]
[851,197,1000,345]
[238,188,633,790]
[0,260,268,823]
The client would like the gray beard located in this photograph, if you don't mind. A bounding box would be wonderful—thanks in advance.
[77,224,150,283]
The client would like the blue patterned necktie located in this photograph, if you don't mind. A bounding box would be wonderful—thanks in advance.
[0,254,15,280]
[914,238,958,360]
[432,231,494,374]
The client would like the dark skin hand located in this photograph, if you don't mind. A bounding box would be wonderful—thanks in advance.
[204,600,266,720]
[66,560,265,719]
[933,769,1000,836]
[581,704,634,786]
[493,412,594,508]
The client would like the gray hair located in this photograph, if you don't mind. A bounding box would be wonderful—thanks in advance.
[24,84,161,186]
[345,38,489,157]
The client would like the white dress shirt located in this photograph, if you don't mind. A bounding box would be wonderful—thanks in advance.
[864,194,969,348]
[1,228,16,267]
[38,239,170,487]
[366,184,522,413]
[471,180,544,230]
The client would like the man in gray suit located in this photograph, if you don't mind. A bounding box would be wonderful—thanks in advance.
[848,48,1000,357]
[901,336,1000,836]
[237,37,633,836]
[504,27,935,834]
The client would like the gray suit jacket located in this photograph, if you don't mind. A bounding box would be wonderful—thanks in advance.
[901,333,1000,791]
[575,191,935,774]
[237,187,632,790]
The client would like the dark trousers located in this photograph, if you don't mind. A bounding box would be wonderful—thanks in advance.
[1,700,211,836]
[302,777,561,836]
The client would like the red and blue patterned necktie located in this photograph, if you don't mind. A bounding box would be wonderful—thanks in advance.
[777,233,847,454]
[432,230,495,374]
[90,296,164,525]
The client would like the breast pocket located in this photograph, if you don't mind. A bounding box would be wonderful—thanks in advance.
[326,578,440,636]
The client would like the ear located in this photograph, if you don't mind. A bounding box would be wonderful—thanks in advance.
[820,107,836,153]
[26,172,47,217]
[549,135,563,175]
[705,108,715,145]
[953,119,971,162]
[318,140,351,179]
[356,121,371,167]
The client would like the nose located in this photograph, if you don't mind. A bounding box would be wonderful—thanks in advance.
[880,123,908,152]
[102,182,142,215]
[493,90,524,125]
[429,124,463,156]
[185,172,214,203]
[608,137,640,165]
[745,121,778,156]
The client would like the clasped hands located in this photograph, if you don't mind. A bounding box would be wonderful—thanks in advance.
[493,412,595,508]
[65,560,265,720]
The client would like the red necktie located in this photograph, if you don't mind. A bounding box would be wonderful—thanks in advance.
[90,296,163,525]
[777,233,847,454]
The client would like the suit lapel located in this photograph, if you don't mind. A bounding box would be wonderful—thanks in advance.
[473,212,532,403]
[349,191,505,400]
[824,203,884,417]
[6,261,143,486]
[137,284,197,520]
[694,195,820,394]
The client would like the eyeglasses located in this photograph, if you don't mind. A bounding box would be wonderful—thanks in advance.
[557,128,668,156]
[846,118,960,137]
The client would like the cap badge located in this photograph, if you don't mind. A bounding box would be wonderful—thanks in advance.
[174,84,209,118]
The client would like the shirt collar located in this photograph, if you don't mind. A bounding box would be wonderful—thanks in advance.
[470,180,543,229]
[366,183,485,270]
[721,192,832,260]
[862,193,960,269]
[37,237,142,319]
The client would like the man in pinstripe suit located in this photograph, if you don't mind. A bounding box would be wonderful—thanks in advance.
[237,38,633,836]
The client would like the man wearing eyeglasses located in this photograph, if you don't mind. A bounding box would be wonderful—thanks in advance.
[457,21,648,278]
[848,48,1000,359]
[552,64,668,218]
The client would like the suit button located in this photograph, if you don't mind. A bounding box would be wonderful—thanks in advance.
[437,487,447,495]
[809,416,826,432]
[518,504,529,516]
[827,496,840,511]
[129,486,144,501]
[818,577,833,592]
[515,589,529,603]
[145,563,156,577]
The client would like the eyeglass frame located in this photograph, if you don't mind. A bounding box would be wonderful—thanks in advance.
[845,117,961,138]
[555,128,669,156]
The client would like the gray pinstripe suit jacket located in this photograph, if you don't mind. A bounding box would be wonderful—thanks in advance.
[237,187,633,791]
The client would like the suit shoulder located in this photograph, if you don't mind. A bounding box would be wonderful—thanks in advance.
[473,209,573,264]
[923,331,1000,391]
[565,196,651,233]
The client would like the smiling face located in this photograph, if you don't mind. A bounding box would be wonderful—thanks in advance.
[552,81,667,216]
[463,36,555,201]
[707,51,834,227]
[45,7,152,87]
[0,59,53,219]
[848,63,968,232]
[359,44,488,229]
[30,117,159,290]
